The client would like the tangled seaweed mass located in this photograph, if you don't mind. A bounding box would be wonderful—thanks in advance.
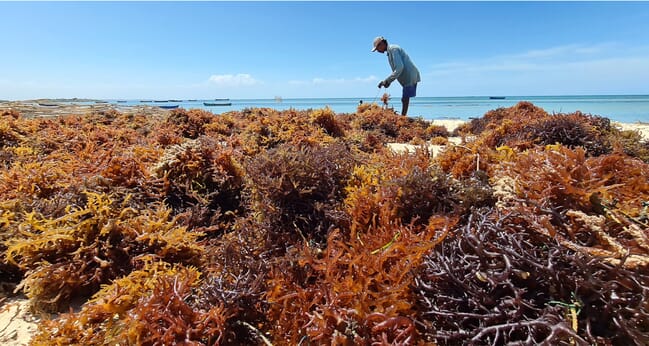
[1,102,648,345]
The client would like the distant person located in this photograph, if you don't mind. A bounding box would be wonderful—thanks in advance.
[372,36,420,116]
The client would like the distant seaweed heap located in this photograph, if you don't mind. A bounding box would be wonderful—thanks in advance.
[1,102,648,345]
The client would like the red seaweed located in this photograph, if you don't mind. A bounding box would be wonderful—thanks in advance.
[0,102,647,345]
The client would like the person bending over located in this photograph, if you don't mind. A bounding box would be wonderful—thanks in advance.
[372,36,421,116]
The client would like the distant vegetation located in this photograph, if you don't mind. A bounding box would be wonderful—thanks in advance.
[1,102,648,345]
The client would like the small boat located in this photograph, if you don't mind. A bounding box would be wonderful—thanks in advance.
[154,100,169,103]
[159,105,179,109]
[188,99,198,102]
[38,102,59,107]
[167,99,182,102]
[204,102,232,106]
[95,101,109,104]
[489,96,506,100]
[140,100,153,103]
[214,98,229,101]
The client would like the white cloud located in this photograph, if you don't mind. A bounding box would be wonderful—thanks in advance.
[208,73,261,87]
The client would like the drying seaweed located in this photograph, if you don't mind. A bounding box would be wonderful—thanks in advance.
[0,101,647,344]
[153,136,245,234]
[31,259,237,345]
[353,103,437,144]
[493,145,649,268]
[345,148,461,230]
[413,208,649,345]
[527,112,613,155]
[265,212,455,344]
[5,192,204,312]
[612,127,649,163]
[245,141,359,245]
[166,108,215,139]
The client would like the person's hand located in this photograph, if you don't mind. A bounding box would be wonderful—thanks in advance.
[378,80,391,88]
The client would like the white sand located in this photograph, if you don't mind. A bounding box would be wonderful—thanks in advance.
[613,121,649,140]
[387,137,464,157]
[429,118,466,133]
[0,297,40,346]
[388,118,466,156]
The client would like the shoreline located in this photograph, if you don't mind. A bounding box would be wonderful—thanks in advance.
[2,98,649,124]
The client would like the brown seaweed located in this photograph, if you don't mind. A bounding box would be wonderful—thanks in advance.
[0,101,647,345]
[413,208,649,345]
[5,192,204,312]
[245,140,358,245]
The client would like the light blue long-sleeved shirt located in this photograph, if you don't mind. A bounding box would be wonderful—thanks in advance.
[384,44,421,87]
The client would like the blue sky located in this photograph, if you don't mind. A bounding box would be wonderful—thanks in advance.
[1,1,649,99]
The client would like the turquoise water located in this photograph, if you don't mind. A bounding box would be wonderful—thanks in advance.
[104,95,649,123]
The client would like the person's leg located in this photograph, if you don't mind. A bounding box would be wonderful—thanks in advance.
[401,84,417,116]
[401,96,410,116]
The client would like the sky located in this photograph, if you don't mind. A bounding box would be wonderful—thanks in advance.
[1,1,649,100]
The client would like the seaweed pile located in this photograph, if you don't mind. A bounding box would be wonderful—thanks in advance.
[1,102,648,345]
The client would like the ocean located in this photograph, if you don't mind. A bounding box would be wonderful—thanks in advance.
[103,95,649,123]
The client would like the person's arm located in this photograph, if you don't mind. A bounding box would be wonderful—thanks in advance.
[384,49,405,86]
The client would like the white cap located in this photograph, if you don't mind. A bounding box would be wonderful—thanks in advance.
[372,36,385,52]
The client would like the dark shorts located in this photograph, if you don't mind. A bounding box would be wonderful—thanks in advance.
[403,84,417,99]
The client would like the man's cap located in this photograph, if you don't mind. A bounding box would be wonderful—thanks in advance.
[372,36,385,52]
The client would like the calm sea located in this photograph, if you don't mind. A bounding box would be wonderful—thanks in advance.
[105,95,649,123]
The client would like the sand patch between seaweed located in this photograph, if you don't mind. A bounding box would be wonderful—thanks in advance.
[613,121,649,140]
[0,297,41,346]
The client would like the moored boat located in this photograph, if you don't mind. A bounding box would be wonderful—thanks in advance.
[204,102,232,106]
